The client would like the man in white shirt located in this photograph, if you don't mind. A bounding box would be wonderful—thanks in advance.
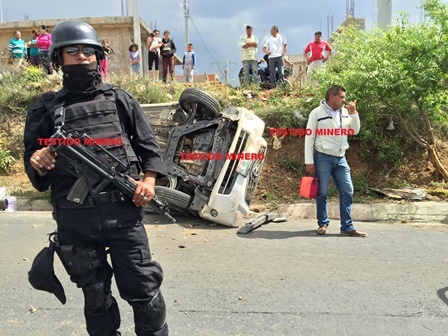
[304,85,367,237]
[262,25,287,88]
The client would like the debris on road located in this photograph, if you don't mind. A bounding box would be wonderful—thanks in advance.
[237,212,288,235]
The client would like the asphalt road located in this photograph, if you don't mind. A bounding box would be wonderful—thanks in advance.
[1,211,448,336]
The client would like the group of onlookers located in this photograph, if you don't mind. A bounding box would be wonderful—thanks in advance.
[8,25,52,74]
[145,29,195,83]
[8,24,198,84]
[239,25,333,87]
[239,25,290,88]
[7,25,114,80]
[129,29,179,82]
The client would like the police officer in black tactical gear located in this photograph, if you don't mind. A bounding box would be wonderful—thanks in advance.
[24,20,169,336]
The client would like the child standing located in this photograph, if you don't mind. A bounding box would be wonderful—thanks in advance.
[129,43,141,75]
[100,39,113,80]
[181,43,196,83]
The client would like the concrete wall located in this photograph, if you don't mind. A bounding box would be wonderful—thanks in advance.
[285,54,307,88]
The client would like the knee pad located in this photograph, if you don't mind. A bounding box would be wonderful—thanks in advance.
[83,281,113,315]
[133,291,168,335]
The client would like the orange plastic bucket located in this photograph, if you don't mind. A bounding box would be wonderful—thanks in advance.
[299,177,319,199]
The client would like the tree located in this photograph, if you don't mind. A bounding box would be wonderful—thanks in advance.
[304,0,448,181]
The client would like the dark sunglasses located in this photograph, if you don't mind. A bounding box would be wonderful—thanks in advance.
[63,46,96,57]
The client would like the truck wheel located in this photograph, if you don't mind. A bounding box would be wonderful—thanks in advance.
[144,186,192,215]
[179,88,221,120]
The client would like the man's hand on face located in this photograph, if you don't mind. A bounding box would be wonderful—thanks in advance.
[346,100,357,115]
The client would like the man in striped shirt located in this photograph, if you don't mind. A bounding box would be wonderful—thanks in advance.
[8,30,27,66]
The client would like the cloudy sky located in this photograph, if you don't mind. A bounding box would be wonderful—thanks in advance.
[2,0,445,85]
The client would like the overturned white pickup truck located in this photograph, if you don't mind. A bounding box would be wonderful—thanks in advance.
[141,88,267,227]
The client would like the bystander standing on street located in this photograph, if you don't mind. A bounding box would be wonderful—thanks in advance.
[304,85,367,237]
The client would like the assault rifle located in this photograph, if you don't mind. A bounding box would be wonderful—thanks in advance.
[42,129,176,223]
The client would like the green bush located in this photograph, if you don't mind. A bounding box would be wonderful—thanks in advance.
[0,149,16,174]
[23,66,44,82]
[109,74,183,104]
[352,174,370,194]
[278,156,301,173]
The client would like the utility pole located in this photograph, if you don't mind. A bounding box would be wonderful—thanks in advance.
[212,61,237,84]
[0,0,3,22]
[121,0,126,16]
[183,0,189,48]
[129,0,141,61]
[420,0,427,24]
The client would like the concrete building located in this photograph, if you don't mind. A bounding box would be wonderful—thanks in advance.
[378,0,393,29]
[0,16,182,75]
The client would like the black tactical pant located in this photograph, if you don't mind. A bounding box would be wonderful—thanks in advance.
[55,199,166,336]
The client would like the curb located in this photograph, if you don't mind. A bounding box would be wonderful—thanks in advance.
[277,201,448,224]
[12,198,448,225]
[16,197,53,211]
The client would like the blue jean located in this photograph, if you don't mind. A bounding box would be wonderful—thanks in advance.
[243,60,259,84]
[131,63,141,74]
[268,56,284,87]
[314,151,355,232]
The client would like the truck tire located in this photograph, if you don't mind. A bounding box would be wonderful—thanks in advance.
[144,186,192,215]
[179,88,221,120]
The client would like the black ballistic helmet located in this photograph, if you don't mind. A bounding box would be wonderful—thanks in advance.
[50,20,104,67]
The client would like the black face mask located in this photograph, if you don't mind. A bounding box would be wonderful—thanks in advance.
[62,62,102,94]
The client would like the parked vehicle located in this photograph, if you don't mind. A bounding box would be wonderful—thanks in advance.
[142,88,267,227]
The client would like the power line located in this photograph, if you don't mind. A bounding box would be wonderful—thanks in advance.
[171,0,182,9]
[171,0,224,80]
[188,12,224,79]
[211,61,237,84]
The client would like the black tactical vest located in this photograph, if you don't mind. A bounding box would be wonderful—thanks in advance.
[50,88,139,178]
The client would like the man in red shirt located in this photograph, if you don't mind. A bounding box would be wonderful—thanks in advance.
[304,31,333,79]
